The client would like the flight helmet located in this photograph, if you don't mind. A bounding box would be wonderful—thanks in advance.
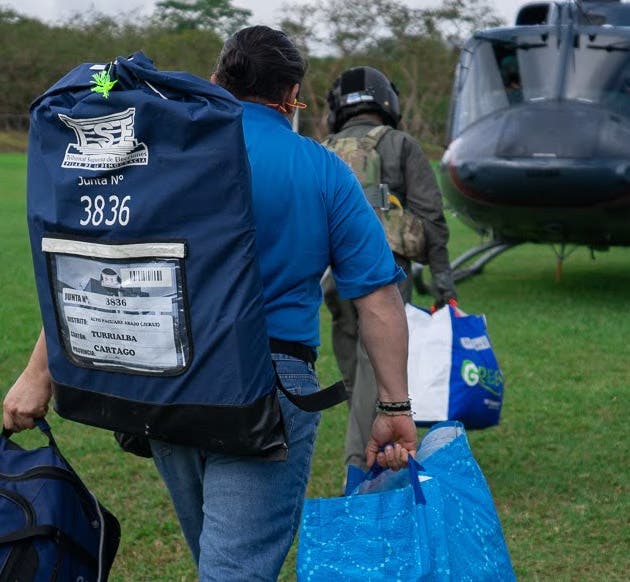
[327,66,401,133]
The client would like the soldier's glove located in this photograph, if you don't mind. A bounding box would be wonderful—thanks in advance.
[430,271,457,312]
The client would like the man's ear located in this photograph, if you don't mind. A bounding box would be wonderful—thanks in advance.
[210,73,217,83]
[288,83,300,103]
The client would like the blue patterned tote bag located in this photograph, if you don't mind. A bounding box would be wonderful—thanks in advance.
[416,422,516,581]
[297,421,516,581]
[298,457,449,581]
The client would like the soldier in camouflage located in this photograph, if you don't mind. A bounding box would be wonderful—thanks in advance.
[322,66,457,470]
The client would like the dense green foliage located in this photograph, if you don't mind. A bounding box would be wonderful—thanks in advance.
[155,0,252,35]
[2,153,628,580]
[0,7,224,117]
[0,0,501,144]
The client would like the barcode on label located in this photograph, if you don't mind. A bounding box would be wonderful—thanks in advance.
[120,267,173,288]
[129,269,162,282]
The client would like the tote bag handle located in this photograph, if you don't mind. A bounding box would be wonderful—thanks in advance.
[407,457,427,505]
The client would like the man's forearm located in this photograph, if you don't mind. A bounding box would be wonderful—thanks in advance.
[353,284,409,402]
[3,328,52,431]
[26,328,50,381]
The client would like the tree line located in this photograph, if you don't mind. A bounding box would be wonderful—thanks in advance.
[0,0,503,146]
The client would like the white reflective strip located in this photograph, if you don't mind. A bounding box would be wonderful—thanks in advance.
[41,238,185,259]
[144,80,168,100]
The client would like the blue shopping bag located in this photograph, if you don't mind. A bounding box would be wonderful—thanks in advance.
[298,422,516,581]
[298,458,449,581]
[407,304,505,428]
[417,422,516,581]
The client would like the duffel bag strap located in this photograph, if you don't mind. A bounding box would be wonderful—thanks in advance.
[269,339,347,411]
[272,362,347,412]
[1,419,53,447]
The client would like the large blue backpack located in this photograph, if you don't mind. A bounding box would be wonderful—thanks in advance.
[27,53,342,458]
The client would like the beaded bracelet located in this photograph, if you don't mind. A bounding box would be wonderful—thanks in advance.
[375,399,412,416]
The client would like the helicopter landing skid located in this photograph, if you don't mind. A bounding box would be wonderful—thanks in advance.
[411,240,518,295]
[450,240,518,283]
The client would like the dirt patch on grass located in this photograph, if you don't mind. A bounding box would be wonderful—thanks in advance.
[0,131,28,153]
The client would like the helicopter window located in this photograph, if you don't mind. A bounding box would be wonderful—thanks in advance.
[452,35,558,136]
[452,41,508,136]
[499,54,523,104]
[578,12,607,26]
[603,72,630,116]
[565,33,630,115]
[577,2,630,26]
[515,3,550,25]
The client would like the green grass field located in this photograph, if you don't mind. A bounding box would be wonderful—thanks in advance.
[1,152,629,581]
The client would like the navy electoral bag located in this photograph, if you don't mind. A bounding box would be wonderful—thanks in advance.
[0,420,120,581]
[27,53,342,459]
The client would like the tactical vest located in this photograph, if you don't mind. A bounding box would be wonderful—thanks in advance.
[323,126,426,262]
[27,53,342,459]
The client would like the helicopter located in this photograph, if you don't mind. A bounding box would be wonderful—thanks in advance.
[435,0,630,282]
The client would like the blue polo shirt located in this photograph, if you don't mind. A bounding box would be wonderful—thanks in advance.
[241,102,405,347]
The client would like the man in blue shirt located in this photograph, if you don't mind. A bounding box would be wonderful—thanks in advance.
[4,26,418,581]
[243,100,405,348]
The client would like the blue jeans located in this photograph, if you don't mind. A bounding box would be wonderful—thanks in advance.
[150,354,321,581]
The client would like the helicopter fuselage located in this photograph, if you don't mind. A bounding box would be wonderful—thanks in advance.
[440,1,630,249]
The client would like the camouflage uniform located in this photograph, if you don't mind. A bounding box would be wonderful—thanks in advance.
[322,113,456,469]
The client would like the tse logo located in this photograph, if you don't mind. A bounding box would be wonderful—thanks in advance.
[58,108,148,171]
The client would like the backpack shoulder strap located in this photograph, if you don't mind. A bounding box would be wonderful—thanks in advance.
[362,125,391,148]
[358,126,391,208]
[323,125,390,149]
[321,134,336,149]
